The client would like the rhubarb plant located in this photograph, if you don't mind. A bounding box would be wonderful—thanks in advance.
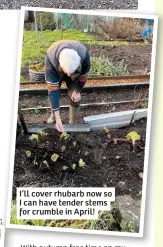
[25,150,31,158]
[79,159,86,168]
[104,127,141,149]
[126,131,140,148]
[72,164,76,170]
[29,134,39,142]
[37,130,48,136]
[51,153,59,162]
[60,132,69,141]
[103,127,109,133]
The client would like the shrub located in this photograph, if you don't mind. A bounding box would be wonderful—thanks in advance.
[90,56,129,76]
[36,12,56,31]
[24,12,56,31]
[27,56,128,77]
[95,17,142,40]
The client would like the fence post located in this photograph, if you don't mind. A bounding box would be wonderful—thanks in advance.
[34,11,40,43]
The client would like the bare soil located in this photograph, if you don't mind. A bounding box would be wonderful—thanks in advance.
[85,44,152,74]
[21,44,152,79]
[19,87,148,124]
[21,101,147,125]
[13,118,146,201]
[19,87,149,108]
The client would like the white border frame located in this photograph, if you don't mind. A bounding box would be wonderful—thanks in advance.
[0,225,5,247]
[6,6,158,238]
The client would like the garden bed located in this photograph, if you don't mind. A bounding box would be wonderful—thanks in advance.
[21,43,152,80]
[20,87,148,124]
[13,118,146,201]
[19,87,149,109]
[85,44,152,74]
[21,101,148,125]
[20,77,149,88]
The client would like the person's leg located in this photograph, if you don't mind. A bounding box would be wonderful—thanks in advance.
[65,77,81,124]
[47,99,55,124]
[68,95,80,124]
[45,56,61,124]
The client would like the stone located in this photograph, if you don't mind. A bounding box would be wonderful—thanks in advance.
[139,172,143,180]
[111,195,141,232]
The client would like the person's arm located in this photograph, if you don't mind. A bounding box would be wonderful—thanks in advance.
[74,51,91,93]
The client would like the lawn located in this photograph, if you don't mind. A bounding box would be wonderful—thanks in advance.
[22,30,94,68]
[22,30,146,69]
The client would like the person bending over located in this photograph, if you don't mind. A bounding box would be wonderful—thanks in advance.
[45,40,91,132]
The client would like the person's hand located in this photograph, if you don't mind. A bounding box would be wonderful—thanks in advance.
[56,118,64,132]
[71,91,81,102]
[55,111,64,132]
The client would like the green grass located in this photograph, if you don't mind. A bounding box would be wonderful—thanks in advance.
[82,40,147,46]
[10,201,117,231]
[22,30,146,70]
[10,202,28,225]
[20,75,28,82]
[22,30,94,68]
[23,30,94,44]
[120,220,136,232]
[10,201,136,232]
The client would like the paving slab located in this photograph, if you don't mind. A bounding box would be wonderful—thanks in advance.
[111,195,141,233]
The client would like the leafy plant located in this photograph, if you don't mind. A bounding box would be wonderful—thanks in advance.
[90,56,129,77]
[72,164,76,170]
[51,153,59,162]
[10,201,28,225]
[120,220,136,233]
[42,160,50,169]
[37,130,48,136]
[126,131,140,148]
[60,132,69,141]
[105,128,141,150]
[103,127,109,133]
[29,63,45,72]
[79,159,86,168]
[29,134,39,142]
[73,141,77,147]
[28,219,46,226]
[25,150,31,158]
